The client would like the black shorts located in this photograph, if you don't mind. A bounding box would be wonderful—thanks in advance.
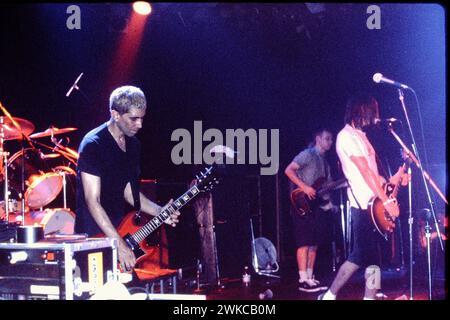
[292,205,330,247]
[347,207,379,267]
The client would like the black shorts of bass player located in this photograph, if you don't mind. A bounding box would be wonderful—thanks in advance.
[291,205,332,248]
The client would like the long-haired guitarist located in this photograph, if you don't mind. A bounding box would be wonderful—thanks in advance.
[75,86,180,272]
[319,94,403,300]
[285,128,334,293]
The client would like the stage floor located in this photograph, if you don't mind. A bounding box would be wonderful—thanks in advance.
[174,266,446,300]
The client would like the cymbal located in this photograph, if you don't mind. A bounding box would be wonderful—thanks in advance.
[0,117,35,140]
[29,126,77,139]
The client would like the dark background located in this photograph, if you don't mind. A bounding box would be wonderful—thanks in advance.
[0,3,446,277]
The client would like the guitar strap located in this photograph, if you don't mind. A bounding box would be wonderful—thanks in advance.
[348,184,363,211]
[130,176,141,213]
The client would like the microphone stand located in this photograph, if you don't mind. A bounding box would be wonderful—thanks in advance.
[339,188,347,259]
[423,210,433,300]
[392,89,446,299]
[66,73,90,103]
[407,166,414,300]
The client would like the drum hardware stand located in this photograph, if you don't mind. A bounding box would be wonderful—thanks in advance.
[53,128,68,209]
[1,117,11,223]
[0,103,37,225]
[62,170,68,209]
[31,138,78,166]
[388,89,447,300]
[19,132,39,223]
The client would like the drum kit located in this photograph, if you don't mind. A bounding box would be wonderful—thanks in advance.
[0,102,78,236]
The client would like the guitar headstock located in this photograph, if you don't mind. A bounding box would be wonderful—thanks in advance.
[195,166,219,192]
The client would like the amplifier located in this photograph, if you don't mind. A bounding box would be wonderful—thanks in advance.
[0,237,118,300]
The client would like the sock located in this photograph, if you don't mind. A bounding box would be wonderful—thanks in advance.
[299,271,308,282]
[306,268,313,279]
[322,290,336,300]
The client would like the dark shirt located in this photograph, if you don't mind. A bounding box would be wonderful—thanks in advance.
[75,122,141,236]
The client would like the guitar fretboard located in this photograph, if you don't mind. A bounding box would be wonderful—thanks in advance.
[131,185,201,243]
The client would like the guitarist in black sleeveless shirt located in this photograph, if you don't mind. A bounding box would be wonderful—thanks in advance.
[285,128,334,292]
[75,86,180,272]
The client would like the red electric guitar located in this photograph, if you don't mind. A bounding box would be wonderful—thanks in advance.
[116,166,219,263]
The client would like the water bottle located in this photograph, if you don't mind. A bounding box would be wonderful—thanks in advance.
[242,266,251,286]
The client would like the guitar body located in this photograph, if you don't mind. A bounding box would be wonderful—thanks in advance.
[368,196,396,239]
[290,188,312,216]
[368,181,399,239]
[96,211,162,264]
[291,177,327,216]
[290,177,346,216]
[116,211,157,259]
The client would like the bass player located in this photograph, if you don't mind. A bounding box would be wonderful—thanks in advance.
[285,128,334,293]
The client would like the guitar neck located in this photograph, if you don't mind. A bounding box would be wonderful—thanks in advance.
[131,185,201,243]
[392,162,409,197]
[317,179,346,197]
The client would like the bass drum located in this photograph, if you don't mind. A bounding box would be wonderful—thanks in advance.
[8,208,75,235]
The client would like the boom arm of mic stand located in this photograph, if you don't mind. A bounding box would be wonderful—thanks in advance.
[388,127,448,205]
[388,127,446,252]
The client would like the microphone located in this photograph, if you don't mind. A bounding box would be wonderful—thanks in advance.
[372,73,410,90]
[66,72,84,97]
[374,118,401,125]
[258,289,273,300]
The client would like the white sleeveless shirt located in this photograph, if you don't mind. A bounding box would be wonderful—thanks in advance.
[336,124,379,209]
